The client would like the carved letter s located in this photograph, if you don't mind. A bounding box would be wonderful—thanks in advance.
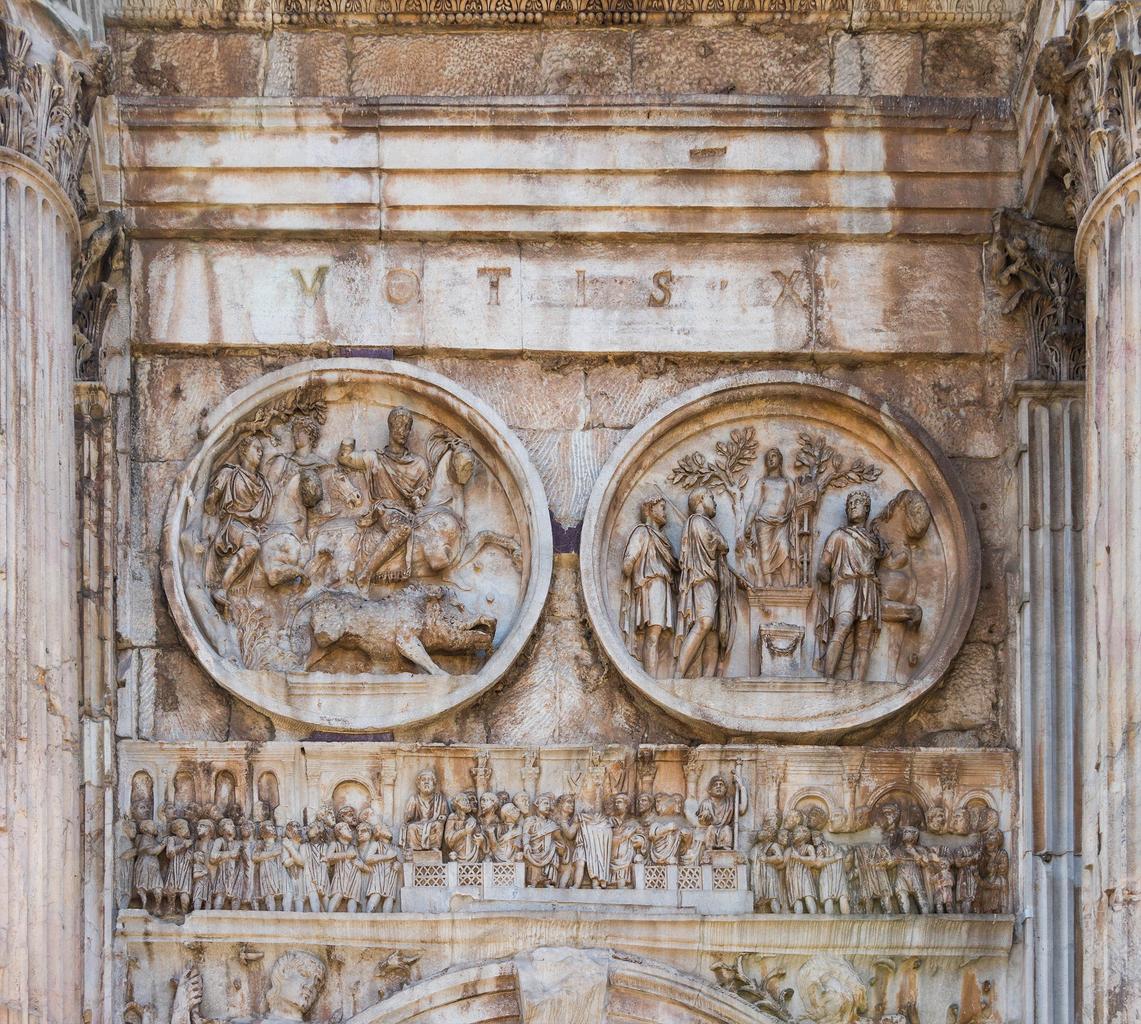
[649,269,673,308]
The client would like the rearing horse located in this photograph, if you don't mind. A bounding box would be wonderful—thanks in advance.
[356,429,522,588]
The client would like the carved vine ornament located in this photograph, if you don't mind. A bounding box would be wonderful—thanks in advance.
[1035,0,1141,226]
[0,19,110,213]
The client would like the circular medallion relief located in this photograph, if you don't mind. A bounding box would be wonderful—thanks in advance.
[581,373,979,737]
[163,359,551,731]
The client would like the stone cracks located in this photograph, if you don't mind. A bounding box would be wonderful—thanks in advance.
[0,18,110,213]
[1035,0,1141,226]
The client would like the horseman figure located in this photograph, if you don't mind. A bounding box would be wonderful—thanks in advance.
[337,407,521,591]
[338,406,432,587]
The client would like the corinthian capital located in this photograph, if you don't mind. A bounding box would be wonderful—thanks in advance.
[988,208,1085,381]
[1034,0,1141,224]
[0,18,111,212]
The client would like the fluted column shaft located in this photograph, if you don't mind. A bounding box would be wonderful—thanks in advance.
[0,14,108,1023]
[0,149,82,1024]
[1035,4,1141,1019]
[1015,384,1085,1024]
[1077,162,1141,1024]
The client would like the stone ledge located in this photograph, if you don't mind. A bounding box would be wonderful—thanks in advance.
[118,908,1015,957]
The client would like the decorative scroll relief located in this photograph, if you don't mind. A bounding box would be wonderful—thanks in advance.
[162,359,551,730]
[582,374,980,736]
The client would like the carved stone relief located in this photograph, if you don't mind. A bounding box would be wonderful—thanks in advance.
[117,742,1012,920]
[162,359,552,731]
[582,373,980,736]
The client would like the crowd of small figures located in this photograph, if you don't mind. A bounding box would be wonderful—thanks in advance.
[748,804,1010,916]
[122,772,1008,918]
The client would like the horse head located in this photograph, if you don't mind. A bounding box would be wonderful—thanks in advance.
[427,430,477,509]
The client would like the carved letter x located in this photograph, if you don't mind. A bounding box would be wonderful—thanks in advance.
[772,269,808,310]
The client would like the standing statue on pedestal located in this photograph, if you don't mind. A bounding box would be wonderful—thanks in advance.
[620,497,677,676]
[814,490,884,681]
[742,448,796,587]
[675,489,736,678]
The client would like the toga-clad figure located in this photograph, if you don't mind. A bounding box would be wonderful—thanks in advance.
[338,406,432,587]
[205,434,272,608]
[403,768,448,853]
[620,496,678,676]
[814,489,884,681]
[675,488,736,678]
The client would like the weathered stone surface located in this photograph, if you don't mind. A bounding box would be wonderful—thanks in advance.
[265,31,351,98]
[630,26,832,95]
[923,29,1019,97]
[349,32,544,96]
[112,29,265,96]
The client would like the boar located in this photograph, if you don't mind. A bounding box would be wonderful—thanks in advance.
[305,584,496,676]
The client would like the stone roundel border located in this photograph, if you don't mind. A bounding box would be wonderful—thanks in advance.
[581,371,980,738]
[162,358,552,732]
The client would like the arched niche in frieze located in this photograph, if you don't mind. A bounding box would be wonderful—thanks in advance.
[581,373,979,738]
[162,359,552,732]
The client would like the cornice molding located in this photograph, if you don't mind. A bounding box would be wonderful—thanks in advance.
[1034,0,1141,225]
[0,17,109,213]
[104,0,1020,30]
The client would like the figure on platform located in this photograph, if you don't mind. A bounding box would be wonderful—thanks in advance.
[205,434,273,608]
[924,844,955,914]
[190,818,215,913]
[338,406,432,587]
[554,794,586,889]
[749,820,785,913]
[785,826,820,914]
[325,822,360,913]
[359,822,401,913]
[237,819,258,910]
[742,448,796,587]
[254,821,286,912]
[812,829,850,915]
[609,794,645,889]
[891,827,930,914]
[403,768,448,854]
[444,792,485,863]
[685,768,748,857]
[134,818,165,913]
[647,793,691,866]
[162,818,194,916]
[676,488,736,678]
[620,496,678,676]
[282,821,311,913]
[814,489,884,680]
[523,793,560,887]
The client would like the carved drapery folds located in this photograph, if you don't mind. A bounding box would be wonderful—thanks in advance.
[0,19,110,213]
[1034,0,1141,226]
[988,209,1085,381]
